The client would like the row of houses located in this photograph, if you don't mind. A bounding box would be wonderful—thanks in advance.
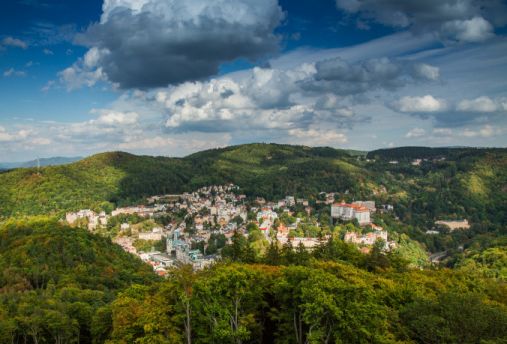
[343,223,396,251]
[65,209,107,231]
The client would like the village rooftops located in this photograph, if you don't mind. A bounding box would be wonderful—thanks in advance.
[332,202,370,212]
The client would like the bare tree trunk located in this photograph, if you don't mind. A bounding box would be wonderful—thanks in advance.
[233,298,242,344]
[324,322,332,344]
[293,311,304,344]
[293,312,299,344]
[185,301,192,344]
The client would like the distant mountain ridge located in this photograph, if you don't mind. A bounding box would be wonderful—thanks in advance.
[367,146,504,160]
[0,156,82,170]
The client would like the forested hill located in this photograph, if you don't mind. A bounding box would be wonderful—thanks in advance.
[0,143,506,225]
[367,146,505,160]
[0,147,506,343]
[1,218,507,343]
[0,144,375,217]
[0,218,158,343]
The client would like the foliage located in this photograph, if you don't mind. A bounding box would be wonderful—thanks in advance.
[107,262,507,344]
[0,218,158,343]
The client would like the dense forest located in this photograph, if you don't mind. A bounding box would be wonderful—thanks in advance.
[0,218,158,343]
[1,219,507,343]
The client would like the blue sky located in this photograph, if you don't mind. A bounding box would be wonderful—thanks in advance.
[1,0,506,161]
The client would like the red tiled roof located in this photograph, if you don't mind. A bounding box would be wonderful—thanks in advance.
[332,202,369,212]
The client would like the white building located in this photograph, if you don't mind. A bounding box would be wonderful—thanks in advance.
[257,208,278,223]
[291,237,321,250]
[65,209,96,224]
[351,201,376,213]
[344,230,388,246]
[435,219,470,231]
[65,209,101,231]
[285,196,295,206]
[331,202,371,225]
[139,230,163,241]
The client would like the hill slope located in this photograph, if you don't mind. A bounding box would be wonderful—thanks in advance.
[367,146,505,160]
[0,144,376,217]
[0,218,158,343]
[1,219,506,343]
[0,143,505,226]
[185,143,374,198]
[0,151,192,216]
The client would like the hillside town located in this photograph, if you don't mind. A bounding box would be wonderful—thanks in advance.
[65,184,418,275]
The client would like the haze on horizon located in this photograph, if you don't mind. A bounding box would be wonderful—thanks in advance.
[1,0,507,162]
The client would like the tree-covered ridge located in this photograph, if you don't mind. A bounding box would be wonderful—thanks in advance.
[0,151,192,217]
[1,218,506,344]
[0,143,505,229]
[186,143,373,199]
[0,218,158,343]
[107,261,507,344]
[366,146,506,160]
[0,144,375,217]
[0,217,157,290]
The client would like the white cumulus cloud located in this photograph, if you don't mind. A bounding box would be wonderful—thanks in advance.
[392,95,448,113]
[335,0,506,43]
[457,96,506,112]
[440,16,494,43]
[91,110,139,125]
[412,63,440,81]
[1,36,28,49]
[405,128,426,138]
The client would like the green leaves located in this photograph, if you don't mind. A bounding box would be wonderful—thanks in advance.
[0,219,159,344]
[401,293,507,344]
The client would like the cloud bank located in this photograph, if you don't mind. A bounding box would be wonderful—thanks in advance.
[392,95,507,127]
[154,57,438,136]
[70,0,284,89]
[0,36,28,50]
[335,0,507,43]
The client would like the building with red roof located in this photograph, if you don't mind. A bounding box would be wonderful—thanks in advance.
[331,201,371,225]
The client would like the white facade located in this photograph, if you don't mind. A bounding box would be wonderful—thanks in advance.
[344,230,388,246]
[257,209,278,222]
[352,201,376,212]
[331,202,371,225]
[65,209,100,231]
[435,220,470,231]
[291,237,320,249]
[285,196,295,206]
[138,232,163,241]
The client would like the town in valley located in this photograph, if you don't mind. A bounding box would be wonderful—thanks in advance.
[65,183,468,275]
